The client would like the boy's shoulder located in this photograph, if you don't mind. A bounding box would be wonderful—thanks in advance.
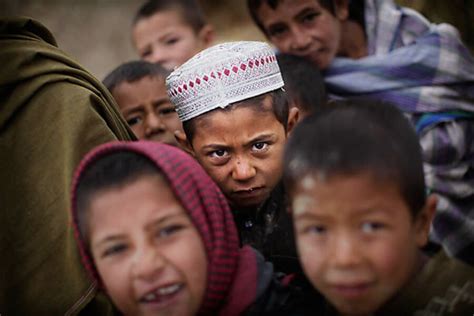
[379,250,474,315]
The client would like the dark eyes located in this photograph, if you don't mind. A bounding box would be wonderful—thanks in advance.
[268,25,288,38]
[252,142,268,151]
[303,224,326,235]
[268,10,320,38]
[102,244,127,258]
[141,49,152,58]
[157,106,176,116]
[156,224,184,238]
[209,149,228,158]
[126,116,143,126]
[361,222,386,233]
[301,12,318,24]
[165,37,179,45]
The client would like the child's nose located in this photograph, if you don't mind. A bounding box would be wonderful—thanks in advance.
[132,247,166,281]
[232,157,257,181]
[145,113,166,137]
[290,27,312,52]
[331,234,363,268]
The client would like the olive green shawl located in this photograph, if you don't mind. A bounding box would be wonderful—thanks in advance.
[0,17,135,315]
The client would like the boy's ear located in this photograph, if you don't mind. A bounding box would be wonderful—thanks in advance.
[415,194,437,247]
[198,24,215,49]
[334,0,350,20]
[175,130,195,157]
[286,106,300,135]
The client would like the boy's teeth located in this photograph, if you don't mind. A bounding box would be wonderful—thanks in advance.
[158,284,181,295]
[144,292,157,301]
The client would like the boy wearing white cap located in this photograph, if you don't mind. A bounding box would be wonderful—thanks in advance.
[167,41,300,274]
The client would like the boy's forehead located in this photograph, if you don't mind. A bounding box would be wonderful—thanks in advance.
[166,41,284,122]
[193,95,274,128]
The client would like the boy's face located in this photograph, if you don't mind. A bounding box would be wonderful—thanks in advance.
[256,0,348,69]
[88,175,207,316]
[132,9,213,70]
[291,172,433,315]
[113,76,183,146]
[179,96,296,209]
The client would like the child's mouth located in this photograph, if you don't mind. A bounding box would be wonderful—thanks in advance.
[139,283,184,305]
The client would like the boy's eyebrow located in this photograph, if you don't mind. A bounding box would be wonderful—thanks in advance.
[92,235,126,249]
[200,134,276,151]
[294,211,323,221]
[244,133,276,147]
[201,143,231,151]
[295,7,319,21]
[267,21,287,32]
[152,97,173,109]
[122,106,144,116]
[145,211,187,232]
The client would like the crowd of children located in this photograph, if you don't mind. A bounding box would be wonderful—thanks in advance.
[1,0,474,315]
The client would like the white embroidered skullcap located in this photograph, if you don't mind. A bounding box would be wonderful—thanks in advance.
[166,41,284,122]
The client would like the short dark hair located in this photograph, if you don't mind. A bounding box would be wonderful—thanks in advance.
[183,89,289,142]
[133,0,207,34]
[277,53,327,114]
[102,60,170,94]
[247,0,365,37]
[75,151,160,245]
[284,99,426,217]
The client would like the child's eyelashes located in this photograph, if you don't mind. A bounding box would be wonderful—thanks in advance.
[102,243,128,258]
[165,37,179,46]
[126,116,143,126]
[157,106,176,116]
[268,25,288,38]
[209,149,228,159]
[252,142,269,152]
[156,224,184,239]
[140,49,152,59]
[299,224,327,236]
[300,11,319,25]
[361,221,386,233]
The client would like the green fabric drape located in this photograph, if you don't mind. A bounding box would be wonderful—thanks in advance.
[0,17,135,315]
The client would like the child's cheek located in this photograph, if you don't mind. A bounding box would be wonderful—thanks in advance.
[297,235,323,287]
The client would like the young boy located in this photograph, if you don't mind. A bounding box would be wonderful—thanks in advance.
[72,141,323,315]
[284,100,474,315]
[103,60,183,146]
[166,41,301,274]
[277,53,326,120]
[132,0,214,70]
[249,0,474,264]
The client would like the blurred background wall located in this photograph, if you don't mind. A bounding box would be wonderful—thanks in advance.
[1,0,472,80]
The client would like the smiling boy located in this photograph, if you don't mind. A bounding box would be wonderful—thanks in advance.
[132,0,214,70]
[284,100,474,315]
[166,41,300,274]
